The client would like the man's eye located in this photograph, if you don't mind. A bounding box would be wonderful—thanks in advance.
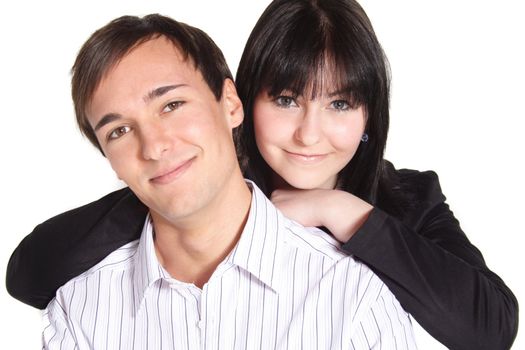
[108,126,131,140]
[274,95,297,108]
[163,101,185,113]
[331,100,350,111]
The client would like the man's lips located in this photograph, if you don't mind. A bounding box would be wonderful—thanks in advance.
[149,157,196,185]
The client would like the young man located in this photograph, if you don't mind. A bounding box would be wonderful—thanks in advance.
[42,14,416,349]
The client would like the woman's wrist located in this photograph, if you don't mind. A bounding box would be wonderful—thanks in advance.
[320,190,373,243]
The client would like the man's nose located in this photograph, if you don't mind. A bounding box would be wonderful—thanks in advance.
[140,121,171,160]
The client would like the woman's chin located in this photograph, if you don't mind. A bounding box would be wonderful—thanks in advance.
[282,177,334,191]
[272,171,336,191]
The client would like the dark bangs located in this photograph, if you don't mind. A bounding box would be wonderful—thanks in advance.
[260,14,372,109]
[235,0,390,202]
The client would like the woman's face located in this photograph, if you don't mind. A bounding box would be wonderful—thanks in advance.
[253,88,366,190]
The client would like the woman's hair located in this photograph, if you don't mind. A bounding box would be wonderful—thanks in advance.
[234,0,391,203]
[71,14,232,154]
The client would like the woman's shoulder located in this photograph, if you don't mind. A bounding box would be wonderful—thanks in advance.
[377,160,446,220]
[387,161,442,194]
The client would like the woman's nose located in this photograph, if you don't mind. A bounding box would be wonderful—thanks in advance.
[294,109,321,146]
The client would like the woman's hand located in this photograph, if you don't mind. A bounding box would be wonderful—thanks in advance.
[270,188,373,243]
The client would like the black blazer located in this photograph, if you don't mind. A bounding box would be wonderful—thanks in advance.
[6,163,518,350]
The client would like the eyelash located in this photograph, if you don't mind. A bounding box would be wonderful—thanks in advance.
[273,95,297,108]
[273,95,352,112]
[107,125,131,141]
[330,100,351,111]
[163,100,185,113]
[104,100,185,142]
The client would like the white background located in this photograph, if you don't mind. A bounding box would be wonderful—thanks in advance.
[1,0,523,348]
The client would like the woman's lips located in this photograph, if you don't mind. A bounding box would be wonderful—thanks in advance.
[284,150,327,163]
[150,157,195,185]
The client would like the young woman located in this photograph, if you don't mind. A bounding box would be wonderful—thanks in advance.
[6,0,518,349]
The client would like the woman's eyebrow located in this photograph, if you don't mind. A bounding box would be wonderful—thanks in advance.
[327,88,350,98]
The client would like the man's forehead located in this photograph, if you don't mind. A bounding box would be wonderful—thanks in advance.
[87,37,212,119]
[95,37,198,93]
[120,36,189,69]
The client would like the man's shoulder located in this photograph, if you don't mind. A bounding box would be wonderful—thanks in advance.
[57,240,139,292]
[281,217,403,316]
[282,217,396,290]
[282,218,347,261]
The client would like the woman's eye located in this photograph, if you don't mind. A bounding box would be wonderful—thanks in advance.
[331,100,351,111]
[163,101,185,113]
[108,126,131,140]
[274,95,297,108]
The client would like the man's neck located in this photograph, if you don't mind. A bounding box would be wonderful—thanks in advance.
[151,176,252,288]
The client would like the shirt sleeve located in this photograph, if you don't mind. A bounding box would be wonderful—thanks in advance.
[42,300,78,350]
[6,187,147,309]
[342,170,519,350]
[350,284,417,350]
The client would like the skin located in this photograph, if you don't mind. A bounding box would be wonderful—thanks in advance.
[87,37,251,287]
[253,87,373,241]
[270,188,373,241]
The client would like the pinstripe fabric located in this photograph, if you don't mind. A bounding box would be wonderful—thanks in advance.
[43,182,417,349]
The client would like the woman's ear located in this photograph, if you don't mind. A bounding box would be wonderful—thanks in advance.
[221,79,244,128]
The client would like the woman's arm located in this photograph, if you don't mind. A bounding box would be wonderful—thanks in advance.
[6,187,147,309]
[272,170,518,350]
[270,188,373,241]
[345,170,518,350]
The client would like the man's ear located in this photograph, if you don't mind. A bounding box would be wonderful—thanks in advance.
[221,79,244,128]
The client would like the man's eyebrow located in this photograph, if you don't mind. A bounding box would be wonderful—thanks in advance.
[93,84,188,132]
[144,84,187,103]
[94,113,121,132]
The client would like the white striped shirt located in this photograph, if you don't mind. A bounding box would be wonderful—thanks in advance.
[43,182,417,349]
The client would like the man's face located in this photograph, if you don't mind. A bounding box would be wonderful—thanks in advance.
[87,37,243,224]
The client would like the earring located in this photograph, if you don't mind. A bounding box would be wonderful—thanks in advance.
[361,133,369,143]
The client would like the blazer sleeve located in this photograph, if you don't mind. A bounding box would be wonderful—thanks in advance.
[341,170,519,350]
[5,187,147,309]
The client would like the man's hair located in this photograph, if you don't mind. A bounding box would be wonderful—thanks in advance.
[72,14,233,153]
[234,0,391,203]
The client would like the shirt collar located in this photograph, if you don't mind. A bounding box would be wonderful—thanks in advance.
[132,216,167,314]
[225,180,285,293]
[131,180,286,314]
